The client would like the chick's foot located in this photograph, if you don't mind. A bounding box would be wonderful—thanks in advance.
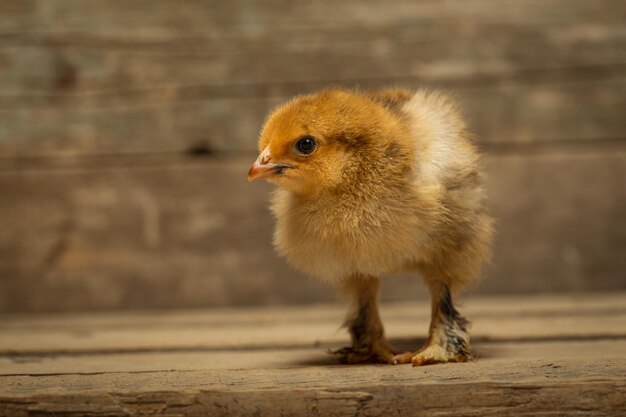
[398,284,474,366]
[409,340,472,366]
[332,340,410,365]
[336,275,412,365]
[390,325,473,366]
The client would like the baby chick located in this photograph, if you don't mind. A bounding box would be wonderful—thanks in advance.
[248,88,493,365]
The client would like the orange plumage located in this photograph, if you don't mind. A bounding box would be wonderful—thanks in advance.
[249,88,493,365]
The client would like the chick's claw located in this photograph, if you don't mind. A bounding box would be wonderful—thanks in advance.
[391,351,414,365]
[410,343,473,366]
[332,346,382,364]
[331,345,411,365]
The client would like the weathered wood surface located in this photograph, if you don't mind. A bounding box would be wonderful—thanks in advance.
[1,80,624,156]
[0,148,624,313]
[0,0,625,155]
[1,293,625,355]
[0,0,625,313]
[0,293,625,416]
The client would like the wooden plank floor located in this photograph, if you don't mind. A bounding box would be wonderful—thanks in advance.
[1,293,625,416]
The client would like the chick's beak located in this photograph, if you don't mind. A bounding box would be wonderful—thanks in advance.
[247,161,278,181]
[247,150,292,182]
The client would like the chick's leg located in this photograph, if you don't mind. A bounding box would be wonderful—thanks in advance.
[400,282,472,366]
[333,275,408,364]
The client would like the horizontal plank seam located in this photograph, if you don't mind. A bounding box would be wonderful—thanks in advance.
[1,64,625,106]
[3,305,626,331]
[0,137,624,172]
[4,22,626,47]
[0,374,622,387]
[1,334,625,359]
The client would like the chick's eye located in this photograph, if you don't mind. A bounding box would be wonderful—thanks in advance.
[294,136,317,155]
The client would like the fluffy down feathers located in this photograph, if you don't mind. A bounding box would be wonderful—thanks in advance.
[252,88,492,292]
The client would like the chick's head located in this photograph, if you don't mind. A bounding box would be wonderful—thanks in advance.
[248,89,408,195]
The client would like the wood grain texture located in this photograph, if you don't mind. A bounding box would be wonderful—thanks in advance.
[0,0,625,314]
[0,294,625,416]
[1,379,624,417]
[0,0,625,155]
[2,340,625,375]
[0,293,625,355]
[1,79,624,156]
[3,0,625,31]
[0,149,624,313]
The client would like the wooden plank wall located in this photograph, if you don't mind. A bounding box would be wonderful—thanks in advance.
[0,0,624,313]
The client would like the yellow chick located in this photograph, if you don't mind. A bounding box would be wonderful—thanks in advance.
[248,88,493,365]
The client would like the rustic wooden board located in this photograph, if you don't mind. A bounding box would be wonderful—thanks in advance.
[2,292,623,331]
[2,11,624,94]
[0,294,625,416]
[2,0,625,36]
[0,0,625,155]
[0,293,625,355]
[1,79,624,156]
[1,376,624,417]
[1,340,625,376]
[0,148,624,313]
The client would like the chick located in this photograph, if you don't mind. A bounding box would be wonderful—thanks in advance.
[248,88,493,365]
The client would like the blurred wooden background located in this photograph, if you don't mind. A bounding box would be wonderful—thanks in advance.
[0,0,624,313]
